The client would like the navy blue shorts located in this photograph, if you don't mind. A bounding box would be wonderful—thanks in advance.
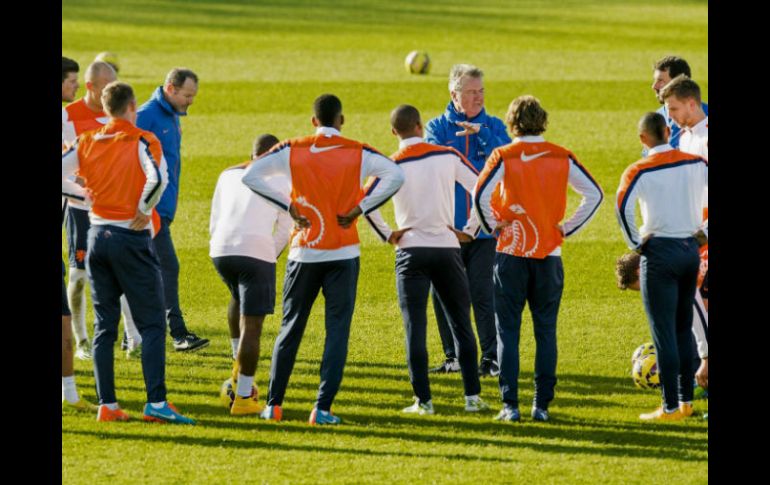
[62,259,71,316]
[65,207,90,270]
[212,256,276,316]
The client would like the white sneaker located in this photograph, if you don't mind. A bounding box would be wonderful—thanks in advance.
[402,398,434,415]
[75,340,92,360]
[465,395,490,412]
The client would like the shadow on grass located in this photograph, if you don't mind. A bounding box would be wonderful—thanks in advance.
[110,398,706,461]
[330,393,622,410]
[63,428,513,464]
[64,409,707,463]
[554,372,647,396]
[67,367,707,463]
[207,359,643,397]
[129,356,644,399]
[100,365,664,411]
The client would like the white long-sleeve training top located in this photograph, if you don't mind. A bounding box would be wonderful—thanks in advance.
[209,166,292,263]
[365,137,480,249]
[616,144,708,249]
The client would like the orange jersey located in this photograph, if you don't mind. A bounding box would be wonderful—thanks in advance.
[63,98,109,143]
[475,138,602,259]
[73,119,166,223]
[287,135,365,250]
[241,126,404,262]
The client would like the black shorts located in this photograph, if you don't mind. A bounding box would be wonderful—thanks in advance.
[65,207,90,270]
[62,259,71,316]
[212,255,276,316]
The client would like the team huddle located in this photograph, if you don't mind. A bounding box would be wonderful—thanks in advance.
[61,55,707,425]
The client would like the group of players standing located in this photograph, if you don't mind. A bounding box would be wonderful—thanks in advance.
[61,54,707,425]
[62,56,207,423]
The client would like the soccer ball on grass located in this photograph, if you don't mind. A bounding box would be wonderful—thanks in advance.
[405,51,430,75]
[631,352,660,390]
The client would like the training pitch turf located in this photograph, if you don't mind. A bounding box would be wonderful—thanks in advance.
[63,0,708,483]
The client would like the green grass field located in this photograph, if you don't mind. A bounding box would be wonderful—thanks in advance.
[62,0,708,483]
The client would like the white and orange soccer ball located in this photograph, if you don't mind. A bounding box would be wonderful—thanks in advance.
[405,51,430,75]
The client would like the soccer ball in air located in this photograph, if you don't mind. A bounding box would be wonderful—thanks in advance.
[405,51,430,75]
[94,51,120,73]
[632,353,660,390]
[219,377,259,409]
[631,342,656,366]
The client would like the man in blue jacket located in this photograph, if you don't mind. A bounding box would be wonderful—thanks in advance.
[425,64,511,376]
[136,68,209,352]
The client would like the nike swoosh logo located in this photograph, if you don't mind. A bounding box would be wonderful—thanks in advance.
[93,133,117,140]
[309,144,343,154]
[520,150,549,162]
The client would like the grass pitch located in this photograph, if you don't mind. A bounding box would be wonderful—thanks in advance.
[63,1,708,483]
